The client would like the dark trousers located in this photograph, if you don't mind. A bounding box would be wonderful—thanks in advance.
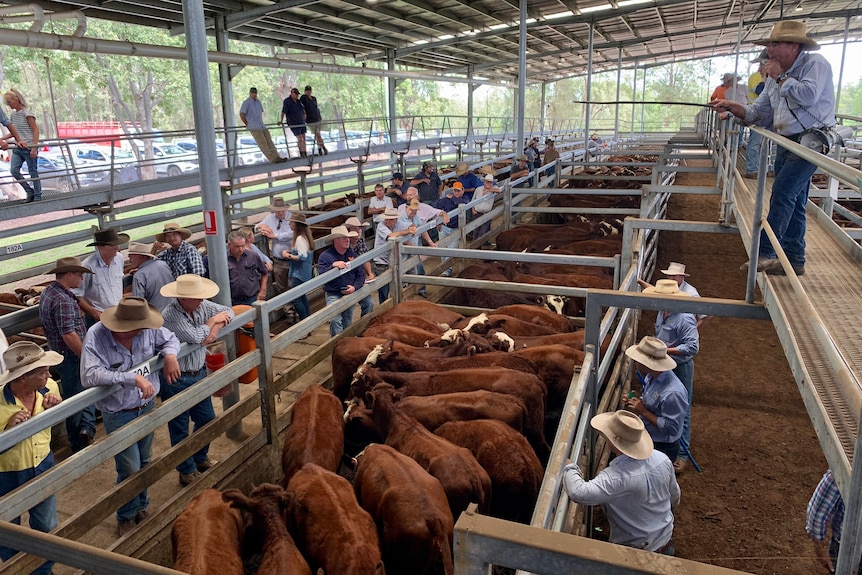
[57,352,96,452]
[159,368,215,475]
[653,441,680,463]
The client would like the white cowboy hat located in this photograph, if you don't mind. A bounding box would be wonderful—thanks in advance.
[344,216,371,229]
[754,20,819,51]
[0,341,63,386]
[100,297,164,332]
[380,207,401,220]
[643,279,692,296]
[625,336,677,372]
[329,225,359,240]
[661,262,690,277]
[160,274,220,299]
[591,410,654,460]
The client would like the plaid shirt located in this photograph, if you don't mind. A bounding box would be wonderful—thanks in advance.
[39,281,86,354]
[157,241,206,279]
[806,470,844,544]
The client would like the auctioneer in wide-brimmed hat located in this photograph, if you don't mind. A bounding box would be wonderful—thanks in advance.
[87,227,130,247]
[590,410,654,460]
[0,341,63,386]
[753,20,819,51]
[625,336,677,372]
[160,274,220,300]
[100,297,164,332]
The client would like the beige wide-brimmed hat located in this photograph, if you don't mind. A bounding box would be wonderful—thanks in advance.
[380,207,401,220]
[269,197,290,212]
[0,341,63,386]
[516,154,528,162]
[643,279,692,296]
[160,274,220,299]
[329,225,359,240]
[591,410,654,460]
[344,216,371,229]
[625,336,677,372]
[128,242,156,258]
[289,212,307,224]
[155,222,192,242]
[407,199,421,210]
[484,174,495,182]
[754,20,819,51]
[47,256,92,275]
[661,262,689,277]
[100,297,164,332]
[479,165,496,176]
[455,163,470,176]
[87,228,130,247]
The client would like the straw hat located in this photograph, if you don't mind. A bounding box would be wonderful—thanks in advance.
[754,20,819,51]
[128,242,156,259]
[344,216,371,229]
[329,225,359,240]
[380,207,401,220]
[155,222,191,242]
[47,256,92,275]
[591,410,654,460]
[625,336,677,372]
[643,279,691,296]
[100,297,164,332]
[479,165,496,176]
[455,163,470,176]
[484,174,495,182]
[0,341,63,386]
[661,262,689,277]
[516,154,528,162]
[407,199,421,210]
[160,274,220,299]
[87,228,130,247]
[269,197,290,212]
[289,212,307,224]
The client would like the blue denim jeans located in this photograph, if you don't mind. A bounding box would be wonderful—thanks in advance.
[325,292,354,336]
[159,368,215,475]
[758,142,818,267]
[289,277,310,320]
[0,454,57,575]
[102,401,155,522]
[57,352,96,452]
[745,130,763,173]
[10,147,41,200]
[673,358,694,461]
[374,263,390,304]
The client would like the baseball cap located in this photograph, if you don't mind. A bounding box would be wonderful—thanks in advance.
[392,172,404,180]
[249,87,258,93]
[304,85,312,91]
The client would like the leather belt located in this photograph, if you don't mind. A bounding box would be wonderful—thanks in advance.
[119,402,150,413]
[181,367,206,377]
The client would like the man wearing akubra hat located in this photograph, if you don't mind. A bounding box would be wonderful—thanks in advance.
[317,225,365,336]
[373,207,417,303]
[160,275,233,486]
[74,227,129,328]
[154,222,206,280]
[564,409,680,554]
[81,297,180,536]
[345,216,376,318]
[510,154,530,186]
[258,197,295,296]
[711,20,835,277]
[454,163,483,200]
[0,342,64,574]
[39,256,97,452]
[129,241,174,312]
[623,336,689,464]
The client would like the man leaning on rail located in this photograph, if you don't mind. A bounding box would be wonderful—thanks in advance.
[710,20,836,277]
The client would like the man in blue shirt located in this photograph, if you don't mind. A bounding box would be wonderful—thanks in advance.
[454,163,483,200]
[806,469,862,574]
[411,161,442,204]
[280,87,307,158]
[239,87,283,163]
[317,225,365,336]
[712,21,835,276]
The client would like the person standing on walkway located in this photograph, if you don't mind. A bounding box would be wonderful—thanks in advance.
[0,342,64,575]
[300,85,327,155]
[711,21,835,277]
[1,89,41,203]
[283,211,314,320]
[345,216,375,317]
[160,275,233,487]
[75,228,129,328]
[81,297,180,536]
[280,88,307,158]
[239,87,284,164]
[39,256,97,452]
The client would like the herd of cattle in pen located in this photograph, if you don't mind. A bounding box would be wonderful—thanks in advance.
[166,157,655,575]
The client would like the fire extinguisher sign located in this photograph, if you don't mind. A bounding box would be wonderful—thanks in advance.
[204,210,217,235]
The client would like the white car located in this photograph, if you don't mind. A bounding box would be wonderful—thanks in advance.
[136,142,199,177]
[172,139,229,168]
[67,145,139,182]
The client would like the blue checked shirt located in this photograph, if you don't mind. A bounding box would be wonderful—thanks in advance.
[655,311,699,365]
[157,241,206,279]
[806,470,844,545]
[162,299,233,372]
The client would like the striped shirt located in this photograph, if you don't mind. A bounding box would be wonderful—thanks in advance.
[39,281,87,354]
[10,108,36,147]
[162,299,233,372]
[157,241,206,279]
[81,322,180,413]
[806,470,844,544]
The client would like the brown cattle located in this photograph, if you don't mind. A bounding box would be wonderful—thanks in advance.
[452,312,558,337]
[353,365,549,458]
[222,484,312,575]
[377,301,465,328]
[286,463,384,574]
[494,224,596,252]
[362,323,446,346]
[171,489,244,575]
[492,304,578,333]
[366,384,492,519]
[368,339,537,377]
[354,444,454,575]
[511,344,585,408]
[281,385,345,485]
[435,419,543,524]
[366,313,448,335]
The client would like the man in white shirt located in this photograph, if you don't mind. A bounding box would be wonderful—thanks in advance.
[564,410,680,554]
[74,228,129,327]
[367,183,394,223]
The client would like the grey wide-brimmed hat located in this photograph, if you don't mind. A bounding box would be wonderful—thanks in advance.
[100,297,164,332]
[0,341,63,386]
[625,336,677,372]
[87,228,130,247]
[160,274,220,299]
[269,197,290,212]
[47,256,92,275]
[155,222,192,242]
[591,410,654,460]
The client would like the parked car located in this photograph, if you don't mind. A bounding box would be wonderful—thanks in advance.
[134,142,198,177]
[67,145,140,183]
[18,152,110,194]
[172,138,228,168]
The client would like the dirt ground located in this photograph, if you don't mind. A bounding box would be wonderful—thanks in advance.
[641,160,828,574]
